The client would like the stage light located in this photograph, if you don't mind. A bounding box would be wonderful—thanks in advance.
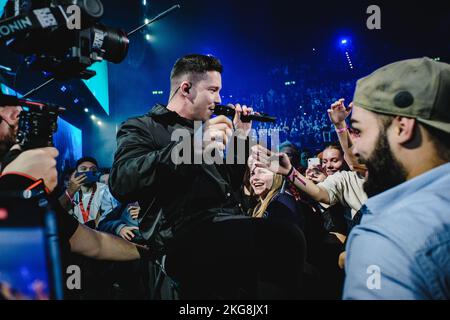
[345,51,354,70]
[144,18,150,24]
[74,98,79,104]
[84,108,89,113]
[341,39,348,44]
[143,0,147,5]
[97,121,102,126]
[60,85,67,92]
[91,115,96,120]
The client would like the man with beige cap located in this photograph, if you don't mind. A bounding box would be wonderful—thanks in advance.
[343,57,450,299]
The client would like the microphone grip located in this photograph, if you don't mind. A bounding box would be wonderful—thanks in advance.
[213,105,277,123]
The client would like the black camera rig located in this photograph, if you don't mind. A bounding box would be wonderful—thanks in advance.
[0,1,179,155]
[1,0,130,80]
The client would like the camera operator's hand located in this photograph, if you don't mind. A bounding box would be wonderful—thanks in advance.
[202,115,233,155]
[67,171,86,197]
[231,103,253,138]
[119,226,139,241]
[2,146,59,192]
[250,145,292,176]
[327,98,352,128]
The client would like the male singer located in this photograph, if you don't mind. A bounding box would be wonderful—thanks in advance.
[109,54,306,299]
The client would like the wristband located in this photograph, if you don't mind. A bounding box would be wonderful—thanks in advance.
[285,166,294,178]
[335,125,348,134]
[287,167,307,186]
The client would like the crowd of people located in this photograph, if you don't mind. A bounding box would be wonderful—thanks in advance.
[1,54,449,300]
[232,70,356,150]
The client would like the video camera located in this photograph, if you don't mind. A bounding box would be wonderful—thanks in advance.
[0,93,65,171]
[0,0,129,80]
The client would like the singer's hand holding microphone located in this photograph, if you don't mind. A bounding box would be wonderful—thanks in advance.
[202,104,253,156]
[232,104,254,138]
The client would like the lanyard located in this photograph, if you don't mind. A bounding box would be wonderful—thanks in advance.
[79,184,97,223]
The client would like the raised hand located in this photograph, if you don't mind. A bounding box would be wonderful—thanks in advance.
[67,171,87,196]
[250,144,292,176]
[327,98,353,126]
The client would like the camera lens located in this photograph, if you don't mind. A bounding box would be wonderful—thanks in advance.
[92,25,129,64]
[81,0,104,18]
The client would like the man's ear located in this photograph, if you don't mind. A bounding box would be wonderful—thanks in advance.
[392,116,417,145]
[180,81,192,97]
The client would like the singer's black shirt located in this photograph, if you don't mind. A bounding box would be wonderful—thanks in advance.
[109,104,250,256]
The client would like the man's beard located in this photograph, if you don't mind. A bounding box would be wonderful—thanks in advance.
[361,131,408,198]
[0,126,16,162]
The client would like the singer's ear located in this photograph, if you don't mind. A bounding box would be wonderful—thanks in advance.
[181,82,192,96]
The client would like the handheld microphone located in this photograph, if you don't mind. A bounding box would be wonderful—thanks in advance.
[213,104,277,123]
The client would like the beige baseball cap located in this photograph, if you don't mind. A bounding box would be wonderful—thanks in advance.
[353,57,450,133]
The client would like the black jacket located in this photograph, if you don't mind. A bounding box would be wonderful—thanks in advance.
[109,104,249,256]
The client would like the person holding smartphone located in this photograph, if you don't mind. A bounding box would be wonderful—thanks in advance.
[59,157,119,228]
[305,158,327,184]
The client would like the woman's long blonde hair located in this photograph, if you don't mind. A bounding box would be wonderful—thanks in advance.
[252,173,284,218]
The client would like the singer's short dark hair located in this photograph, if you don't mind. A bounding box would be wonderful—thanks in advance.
[170,54,223,84]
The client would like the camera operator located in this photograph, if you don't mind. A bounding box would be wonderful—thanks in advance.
[109,54,307,299]
[0,104,147,263]
[0,105,58,190]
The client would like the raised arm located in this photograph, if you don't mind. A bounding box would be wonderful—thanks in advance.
[251,145,330,204]
[327,99,361,170]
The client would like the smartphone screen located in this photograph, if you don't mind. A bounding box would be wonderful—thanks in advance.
[308,157,321,168]
[0,227,50,300]
[0,201,63,300]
